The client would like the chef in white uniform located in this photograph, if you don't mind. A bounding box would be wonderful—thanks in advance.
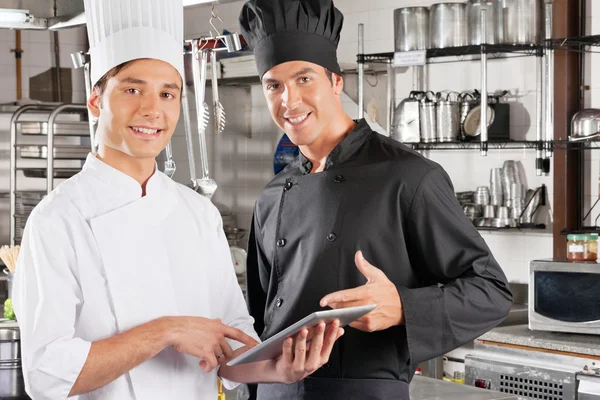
[13,0,343,399]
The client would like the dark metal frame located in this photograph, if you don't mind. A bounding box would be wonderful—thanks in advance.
[552,0,584,258]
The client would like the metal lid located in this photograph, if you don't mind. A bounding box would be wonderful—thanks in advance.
[0,327,20,342]
[567,234,598,241]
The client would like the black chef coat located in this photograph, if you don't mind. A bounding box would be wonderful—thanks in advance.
[246,119,513,400]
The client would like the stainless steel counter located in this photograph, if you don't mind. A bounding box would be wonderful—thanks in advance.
[409,376,517,399]
[477,324,600,357]
[225,377,516,399]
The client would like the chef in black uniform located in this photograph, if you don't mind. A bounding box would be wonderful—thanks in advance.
[239,1,513,399]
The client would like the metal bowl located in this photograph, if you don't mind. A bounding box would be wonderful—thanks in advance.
[224,227,247,242]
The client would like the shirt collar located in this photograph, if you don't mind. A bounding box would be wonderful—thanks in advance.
[82,153,163,200]
[293,119,372,174]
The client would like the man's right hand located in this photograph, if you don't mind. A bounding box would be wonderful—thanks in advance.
[164,316,258,372]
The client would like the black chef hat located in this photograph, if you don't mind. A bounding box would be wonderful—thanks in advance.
[239,0,344,78]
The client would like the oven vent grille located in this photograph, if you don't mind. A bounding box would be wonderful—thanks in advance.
[499,374,563,399]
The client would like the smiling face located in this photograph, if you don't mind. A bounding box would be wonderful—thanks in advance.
[261,60,344,147]
[88,58,182,161]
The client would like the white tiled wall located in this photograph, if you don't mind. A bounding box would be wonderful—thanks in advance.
[0,27,88,104]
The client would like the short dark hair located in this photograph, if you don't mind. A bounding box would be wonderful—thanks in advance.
[324,67,333,85]
[93,58,183,105]
[94,60,139,96]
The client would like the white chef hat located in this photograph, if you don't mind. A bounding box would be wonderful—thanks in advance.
[84,0,185,87]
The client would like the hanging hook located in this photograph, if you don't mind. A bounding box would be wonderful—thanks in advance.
[199,37,210,51]
[209,3,224,40]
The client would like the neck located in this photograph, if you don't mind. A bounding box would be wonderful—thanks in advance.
[96,145,156,193]
[300,113,356,173]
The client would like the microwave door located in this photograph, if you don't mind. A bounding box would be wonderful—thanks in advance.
[534,271,600,324]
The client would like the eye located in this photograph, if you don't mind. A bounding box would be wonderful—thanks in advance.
[125,88,140,95]
[267,83,280,91]
[161,92,176,99]
[299,76,311,84]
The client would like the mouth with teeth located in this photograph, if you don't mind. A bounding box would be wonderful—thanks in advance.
[284,112,312,127]
[130,126,163,139]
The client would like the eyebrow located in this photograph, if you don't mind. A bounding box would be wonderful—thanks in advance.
[262,67,318,85]
[119,77,181,91]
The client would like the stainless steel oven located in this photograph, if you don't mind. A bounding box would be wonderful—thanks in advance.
[529,259,600,335]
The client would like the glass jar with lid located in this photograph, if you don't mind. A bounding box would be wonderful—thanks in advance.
[567,234,598,262]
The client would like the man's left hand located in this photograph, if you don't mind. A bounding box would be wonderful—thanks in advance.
[320,251,405,332]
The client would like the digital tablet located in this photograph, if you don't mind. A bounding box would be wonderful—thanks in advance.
[226,304,376,366]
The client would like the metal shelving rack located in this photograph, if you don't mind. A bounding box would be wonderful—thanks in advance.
[355,5,561,177]
[356,33,600,154]
[8,104,91,245]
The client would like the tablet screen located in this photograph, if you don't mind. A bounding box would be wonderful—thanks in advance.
[227,304,376,366]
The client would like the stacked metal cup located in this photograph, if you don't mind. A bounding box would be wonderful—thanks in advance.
[501,160,525,226]
[489,168,503,206]
[473,186,490,206]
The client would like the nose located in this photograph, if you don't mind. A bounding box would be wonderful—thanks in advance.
[282,84,302,110]
[138,93,161,119]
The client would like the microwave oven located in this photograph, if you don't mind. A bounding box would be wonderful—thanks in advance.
[529,259,600,335]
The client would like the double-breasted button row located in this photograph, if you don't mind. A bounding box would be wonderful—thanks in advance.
[284,181,293,191]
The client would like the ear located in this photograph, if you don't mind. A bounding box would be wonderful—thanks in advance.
[88,86,102,119]
[332,72,344,96]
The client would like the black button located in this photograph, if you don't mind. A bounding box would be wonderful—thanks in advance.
[276,298,284,307]
[327,233,337,242]
[284,181,293,191]
[334,175,345,183]
[277,238,287,247]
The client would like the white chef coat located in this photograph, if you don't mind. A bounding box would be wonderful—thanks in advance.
[13,154,259,400]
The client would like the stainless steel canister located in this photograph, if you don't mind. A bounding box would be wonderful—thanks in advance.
[430,3,468,49]
[0,328,24,398]
[420,92,437,143]
[394,7,430,51]
[503,0,544,44]
[436,91,461,142]
[467,0,502,45]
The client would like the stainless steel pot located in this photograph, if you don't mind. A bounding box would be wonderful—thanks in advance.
[571,109,600,141]
[467,0,502,45]
[420,92,437,143]
[394,7,429,51]
[436,92,460,142]
[430,3,468,49]
[0,328,25,399]
[391,91,424,143]
[503,0,544,44]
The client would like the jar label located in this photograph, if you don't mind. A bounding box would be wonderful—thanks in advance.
[569,244,585,253]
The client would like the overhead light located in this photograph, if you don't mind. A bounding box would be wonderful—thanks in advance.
[0,8,47,29]
[0,8,31,23]
[183,0,218,6]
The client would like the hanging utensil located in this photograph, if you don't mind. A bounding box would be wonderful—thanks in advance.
[210,50,226,134]
[163,141,176,178]
[191,39,217,199]
[70,51,96,152]
[180,81,198,187]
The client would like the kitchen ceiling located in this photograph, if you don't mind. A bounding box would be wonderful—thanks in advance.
[0,0,239,30]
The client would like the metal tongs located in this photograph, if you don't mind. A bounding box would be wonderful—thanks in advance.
[181,6,242,200]
[187,39,216,199]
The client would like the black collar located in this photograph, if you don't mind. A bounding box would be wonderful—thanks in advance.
[293,119,372,174]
